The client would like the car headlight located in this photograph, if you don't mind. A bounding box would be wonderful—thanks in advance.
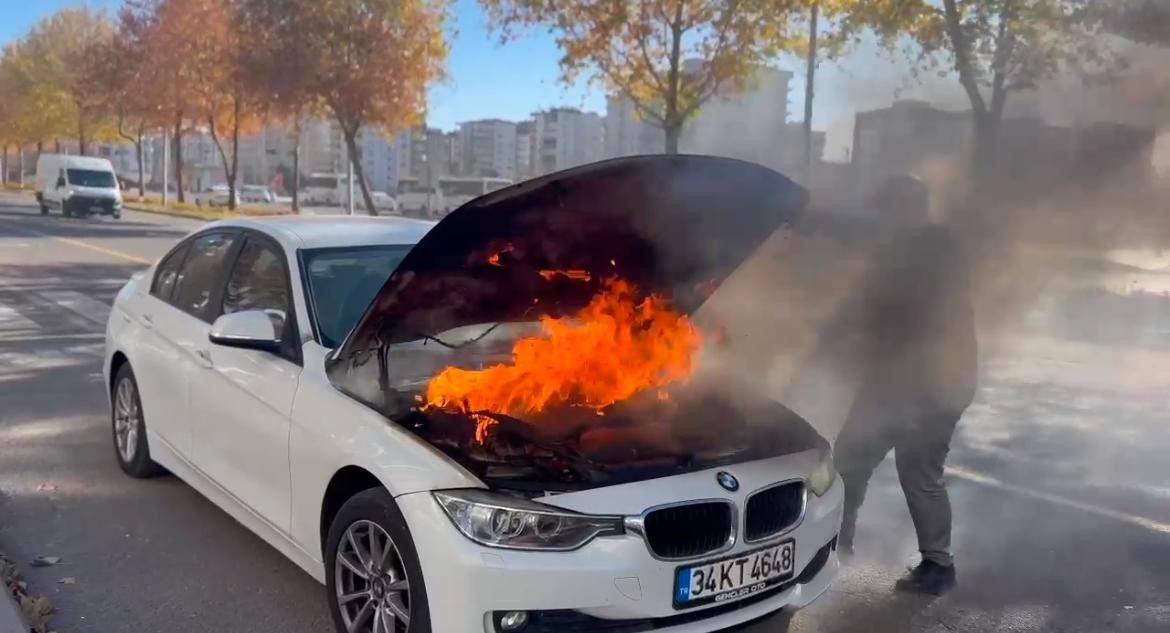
[433,489,624,551]
[807,449,838,497]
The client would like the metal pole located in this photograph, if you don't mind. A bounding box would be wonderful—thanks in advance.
[803,2,819,182]
[162,131,170,207]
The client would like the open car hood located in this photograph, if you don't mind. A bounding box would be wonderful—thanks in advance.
[333,155,807,359]
[326,155,812,492]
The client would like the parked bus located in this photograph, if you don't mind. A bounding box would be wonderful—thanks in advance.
[438,177,511,211]
[397,176,512,218]
[302,173,355,206]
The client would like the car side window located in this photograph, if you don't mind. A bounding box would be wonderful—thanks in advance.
[150,243,191,302]
[171,232,238,321]
[221,238,292,340]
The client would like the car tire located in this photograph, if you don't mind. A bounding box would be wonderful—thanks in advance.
[39,204,48,215]
[325,488,431,633]
[110,363,164,478]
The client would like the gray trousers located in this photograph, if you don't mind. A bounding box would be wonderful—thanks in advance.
[834,394,963,567]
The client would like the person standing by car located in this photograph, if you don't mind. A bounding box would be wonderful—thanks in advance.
[808,175,977,595]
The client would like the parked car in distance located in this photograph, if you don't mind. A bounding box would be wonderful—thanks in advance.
[103,156,841,633]
[35,154,123,219]
[366,191,398,214]
[195,185,231,208]
[240,185,276,204]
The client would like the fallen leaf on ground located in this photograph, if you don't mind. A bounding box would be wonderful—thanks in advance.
[56,577,77,585]
[30,556,61,567]
[20,594,54,633]
[36,483,58,493]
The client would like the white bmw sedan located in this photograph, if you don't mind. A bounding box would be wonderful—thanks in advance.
[103,156,843,633]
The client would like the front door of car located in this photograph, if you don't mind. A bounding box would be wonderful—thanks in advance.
[189,234,300,533]
[133,231,239,458]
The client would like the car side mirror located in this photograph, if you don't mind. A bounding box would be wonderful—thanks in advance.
[209,310,282,353]
[56,177,66,188]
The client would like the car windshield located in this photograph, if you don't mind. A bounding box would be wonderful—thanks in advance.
[303,245,413,348]
[66,169,116,188]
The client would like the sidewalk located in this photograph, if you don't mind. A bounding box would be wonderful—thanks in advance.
[0,591,23,633]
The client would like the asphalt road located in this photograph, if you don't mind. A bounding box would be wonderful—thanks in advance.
[1,191,1168,633]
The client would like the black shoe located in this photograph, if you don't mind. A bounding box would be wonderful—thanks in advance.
[894,560,956,596]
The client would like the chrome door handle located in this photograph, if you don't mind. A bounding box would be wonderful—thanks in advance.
[141,313,153,329]
[194,349,213,368]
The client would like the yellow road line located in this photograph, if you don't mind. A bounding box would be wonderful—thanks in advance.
[0,221,152,265]
[49,235,152,264]
[948,466,1170,536]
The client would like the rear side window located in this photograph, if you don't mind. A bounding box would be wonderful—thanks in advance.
[171,232,238,321]
[151,243,191,301]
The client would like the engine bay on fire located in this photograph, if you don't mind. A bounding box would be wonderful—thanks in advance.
[348,317,827,494]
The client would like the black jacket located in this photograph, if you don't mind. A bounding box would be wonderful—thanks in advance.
[822,224,978,412]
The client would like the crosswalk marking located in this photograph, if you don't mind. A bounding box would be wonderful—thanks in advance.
[39,291,112,327]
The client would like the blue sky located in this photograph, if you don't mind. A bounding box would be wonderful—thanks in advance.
[1,0,946,158]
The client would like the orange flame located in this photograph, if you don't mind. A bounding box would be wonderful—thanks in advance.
[538,269,593,282]
[423,278,702,442]
[487,244,516,267]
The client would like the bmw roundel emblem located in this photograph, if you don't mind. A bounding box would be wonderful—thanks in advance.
[716,471,739,492]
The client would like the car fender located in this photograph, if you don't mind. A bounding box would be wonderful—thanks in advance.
[288,344,483,562]
[103,272,150,401]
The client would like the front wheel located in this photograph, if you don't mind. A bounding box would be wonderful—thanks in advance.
[326,489,431,633]
[111,364,164,478]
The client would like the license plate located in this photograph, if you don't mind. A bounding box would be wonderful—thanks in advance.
[673,540,795,609]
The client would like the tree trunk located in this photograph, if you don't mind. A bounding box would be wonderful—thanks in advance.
[229,97,241,211]
[972,111,1001,185]
[36,140,43,156]
[18,147,24,187]
[173,116,185,203]
[1,145,7,185]
[664,124,682,155]
[135,124,146,198]
[207,113,235,211]
[292,115,303,212]
[341,123,377,216]
[291,116,301,213]
[54,139,61,153]
[79,117,88,156]
[803,2,820,180]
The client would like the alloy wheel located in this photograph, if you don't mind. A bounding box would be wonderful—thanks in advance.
[334,520,411,633]
[113,377,139,463]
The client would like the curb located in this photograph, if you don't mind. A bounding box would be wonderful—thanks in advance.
[0,590,24,633]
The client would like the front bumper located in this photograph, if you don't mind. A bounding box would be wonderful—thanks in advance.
[63,196,121,215]
[398,474,842,633]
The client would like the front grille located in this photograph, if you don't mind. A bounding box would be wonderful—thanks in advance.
[642,501,732,559]
[744,482,805,542]
[66,196,114,213]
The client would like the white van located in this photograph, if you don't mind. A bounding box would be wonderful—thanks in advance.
[35,154,123,219]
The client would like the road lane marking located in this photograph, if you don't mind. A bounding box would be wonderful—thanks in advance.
[0,332,104,343]
[949,466,1170,536]
[46,235,152,264]
[0,302,38,332]
[39,291,111,326]
[0,220,152,264]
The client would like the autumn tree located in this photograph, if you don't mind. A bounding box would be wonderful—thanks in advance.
[295,0,449,215]
[238,0,319,211]
[15,8,118,155]
[85,5,165,196]
[846,0,1104,174]
[483,0,803,154]
[130,0,198,202]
